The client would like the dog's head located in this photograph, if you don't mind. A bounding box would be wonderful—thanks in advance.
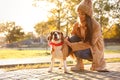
[48,31,64,43]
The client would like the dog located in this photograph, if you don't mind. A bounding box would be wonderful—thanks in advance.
[47,30,69,73]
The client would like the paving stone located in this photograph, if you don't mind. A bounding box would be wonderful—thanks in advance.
[0,62,120,80]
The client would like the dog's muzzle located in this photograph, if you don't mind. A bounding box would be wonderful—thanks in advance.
[53,33,60,41]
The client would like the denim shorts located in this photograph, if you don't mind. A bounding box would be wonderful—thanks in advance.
[68,35,93,60]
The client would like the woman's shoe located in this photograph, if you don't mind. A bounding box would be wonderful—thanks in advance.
[71,66,84,71]
[97,69,109,72]
[71,58,84,71]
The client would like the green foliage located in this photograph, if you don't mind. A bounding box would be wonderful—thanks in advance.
[33,0,120,38]
[34,21,50,36]
[0,23,6,33]
[6,25,24,43]
[94,0,120,27]
[0,22,15,33]
[33,0,80,36]
[93,0,110,27]
[109,0,120,19]
[103,24,120,39]
[24,32,36,39]
[0,21,25,43]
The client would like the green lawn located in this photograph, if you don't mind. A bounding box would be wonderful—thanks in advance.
[0,45,120,71]
[0,44,120,59]
[105,44,120,54]
[0,48,50,59]
[105,49,120,54]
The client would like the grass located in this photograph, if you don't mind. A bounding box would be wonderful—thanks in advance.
[0,47,120,59]
[0,48,50,59]
[105,44,120,54]
[105,50,120,54]
[0,44,119,71]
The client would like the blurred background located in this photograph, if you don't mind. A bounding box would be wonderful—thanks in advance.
[0,0,120,59]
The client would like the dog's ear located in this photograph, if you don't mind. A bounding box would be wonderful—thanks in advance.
[60,32,64,42]
[47,35,50,41]
[47,32,53,41]
[47,35,51,41]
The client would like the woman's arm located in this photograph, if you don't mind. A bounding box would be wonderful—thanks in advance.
[65,39,91,51]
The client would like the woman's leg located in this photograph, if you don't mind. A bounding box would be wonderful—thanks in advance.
[68,35,92,71]
[68,35,92,61]
[71,57,84,71]
[74,49,92,61]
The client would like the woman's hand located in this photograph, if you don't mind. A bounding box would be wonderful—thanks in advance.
[64,37,72,47]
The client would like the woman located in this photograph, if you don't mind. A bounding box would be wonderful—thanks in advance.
[65,0,108,72]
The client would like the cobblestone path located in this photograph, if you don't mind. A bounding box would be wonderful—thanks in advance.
[0,62,120,80]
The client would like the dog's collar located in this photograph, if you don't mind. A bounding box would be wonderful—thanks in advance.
[49,42,63,46]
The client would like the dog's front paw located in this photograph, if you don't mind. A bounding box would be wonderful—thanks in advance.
[64,70,69,74]
[58,67,62,69]
[48,68,52,73]
[64,69,68,73]
[48,70,52,73]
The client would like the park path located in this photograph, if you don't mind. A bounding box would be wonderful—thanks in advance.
[0,53,120,80]
[0,53,120,67]
[0,62,120,80]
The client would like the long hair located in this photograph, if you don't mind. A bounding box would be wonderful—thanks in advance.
[84,14,93,45]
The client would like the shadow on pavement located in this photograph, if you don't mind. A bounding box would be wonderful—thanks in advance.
[44,70,120,80]
[0,63,120,80]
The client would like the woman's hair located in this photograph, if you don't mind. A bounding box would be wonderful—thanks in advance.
[84,14,93,45]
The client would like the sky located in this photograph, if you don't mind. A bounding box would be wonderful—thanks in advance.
[0,0,53,33]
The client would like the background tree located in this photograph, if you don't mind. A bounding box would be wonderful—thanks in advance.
[93,0,110,28]
[33,0,80,36]
[94,0,120,32]
[34,21,49,37]
[24,32,36,39]
[6,25,24,43]
[0,23,6,33]
[108,0,120,25]
[103,24,120,39]
[33,0,120,38]
[0,21,16,34]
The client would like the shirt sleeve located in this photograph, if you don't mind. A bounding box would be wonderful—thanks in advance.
[70,41,91,51]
